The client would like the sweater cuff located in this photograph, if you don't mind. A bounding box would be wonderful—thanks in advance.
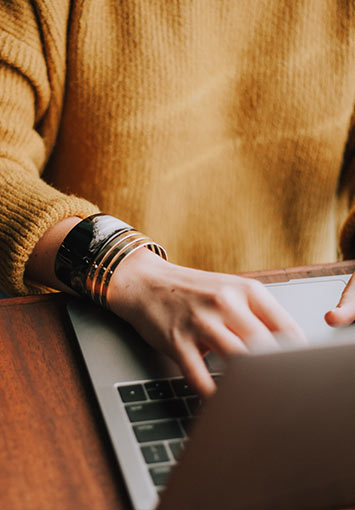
[0,172,99,296]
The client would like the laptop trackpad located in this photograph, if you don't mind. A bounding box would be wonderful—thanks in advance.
[267,278,347,344]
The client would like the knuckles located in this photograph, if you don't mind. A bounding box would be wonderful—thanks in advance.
[242,278,264,294]
[210,277,264,309]
[207,285,236,310]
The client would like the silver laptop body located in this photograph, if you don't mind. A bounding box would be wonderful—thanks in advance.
[160,334,355,510]
[67,274,352,510]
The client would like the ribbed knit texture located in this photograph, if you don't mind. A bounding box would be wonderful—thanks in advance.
[0,0,354,295]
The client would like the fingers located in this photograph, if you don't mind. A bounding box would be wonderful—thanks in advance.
[218,279,306,348]
[197,318,248,358]
[325,273,355,327]
[246,281,307,345]
[179,307,287,397]
[175,341,216,398]
[174,321,247,396]
[178,308,281,396]
[190,279,307,382]
[223,308,280,352]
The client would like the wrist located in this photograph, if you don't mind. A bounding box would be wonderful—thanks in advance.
[53,214,167,306]
[107,247,168,321]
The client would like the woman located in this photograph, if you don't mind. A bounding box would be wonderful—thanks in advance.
[1,0,354,395]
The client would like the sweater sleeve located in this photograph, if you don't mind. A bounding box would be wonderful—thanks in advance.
[0,2,99,296]
[339,112,355,260]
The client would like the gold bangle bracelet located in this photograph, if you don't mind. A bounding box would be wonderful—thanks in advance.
[98,238,167,308]
[87,231,146,301]
[85,232,167,308]
[92,235,147,304]
[99,240,160,308]
[86,228,132,284]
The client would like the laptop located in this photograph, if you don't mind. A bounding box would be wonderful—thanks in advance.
[67,274,355,510]
[159,333,355,510]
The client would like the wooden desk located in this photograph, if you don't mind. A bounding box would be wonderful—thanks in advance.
[1,261,355,510]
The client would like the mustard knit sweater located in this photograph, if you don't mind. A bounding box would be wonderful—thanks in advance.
[0,1,354,296]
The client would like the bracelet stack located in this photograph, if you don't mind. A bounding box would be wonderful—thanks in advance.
[55,214,167,308]
[86,227,167,308]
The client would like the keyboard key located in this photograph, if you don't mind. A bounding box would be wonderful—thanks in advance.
[149,465,172,487]
[171,378,195,397]
[145,380,173,399]
[118,384,146,402]
[185,396,202,415]
[169,440,186,461]
[141,444,169,464]
[133,420,184,442]
[125,400,188,423]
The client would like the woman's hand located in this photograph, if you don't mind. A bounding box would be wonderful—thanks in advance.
[25,217,306,398]
[325,272,355,327]
[107,248,307,397]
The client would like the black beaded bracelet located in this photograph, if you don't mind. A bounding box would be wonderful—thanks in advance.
[55,214,133,295]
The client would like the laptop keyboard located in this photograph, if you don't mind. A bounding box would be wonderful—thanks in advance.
[117,375,220,490]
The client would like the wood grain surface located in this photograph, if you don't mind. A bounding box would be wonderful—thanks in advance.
[1,262,355,510]
[240,259,355,283]
[0,293,130,510]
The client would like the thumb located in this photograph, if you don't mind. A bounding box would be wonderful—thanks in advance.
[325,273,355,327]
